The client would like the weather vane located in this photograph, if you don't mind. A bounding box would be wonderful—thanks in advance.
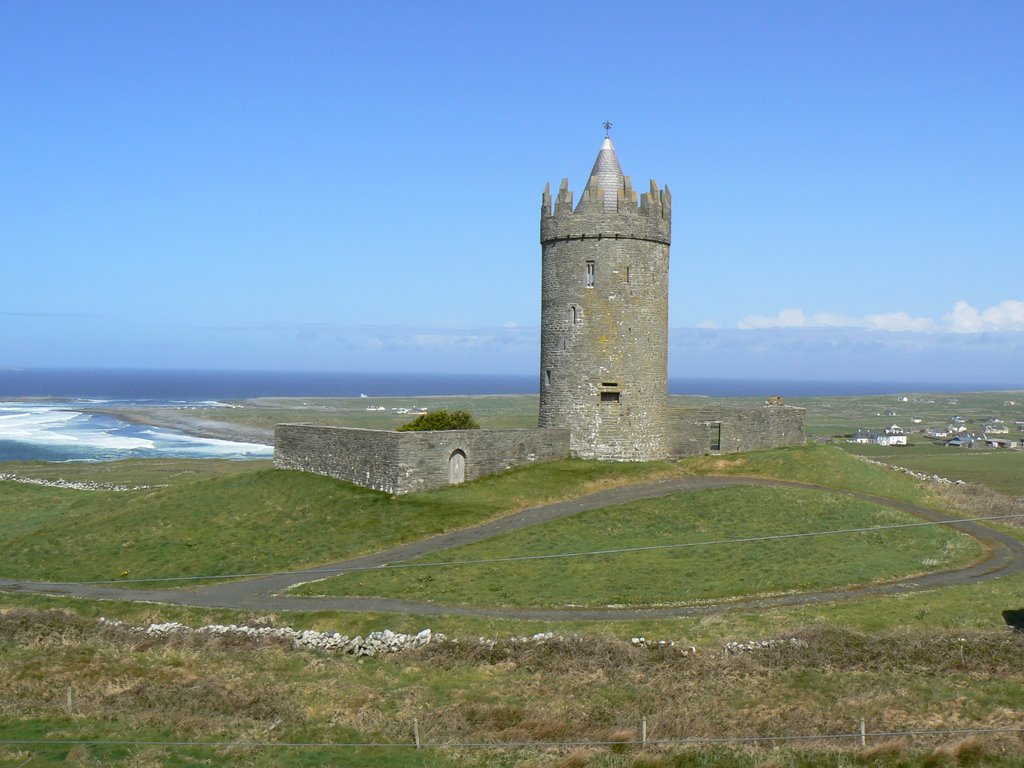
[603,120,612,137]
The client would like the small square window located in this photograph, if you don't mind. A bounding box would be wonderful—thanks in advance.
[600,391,620,403]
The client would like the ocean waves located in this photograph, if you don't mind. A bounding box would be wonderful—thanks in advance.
[0,401,272,462]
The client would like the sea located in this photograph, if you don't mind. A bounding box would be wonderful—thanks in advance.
[0,368,1015,464]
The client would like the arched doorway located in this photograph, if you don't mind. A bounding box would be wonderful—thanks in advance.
[448,449,466,485]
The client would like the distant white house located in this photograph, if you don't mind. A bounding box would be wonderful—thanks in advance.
[878,425,908,446]
[848,425,907,446]
[925,426,951,439]
[983,423,1010,435]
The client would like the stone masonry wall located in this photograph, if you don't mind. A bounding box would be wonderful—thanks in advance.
[274,425,570,495]
[539,177,671,461]
[668,405,806,457]
[274,425,403,493]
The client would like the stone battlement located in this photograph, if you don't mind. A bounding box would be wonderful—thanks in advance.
[541,177,671,245]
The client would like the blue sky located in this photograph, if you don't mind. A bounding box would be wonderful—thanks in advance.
[2,1,1022,383]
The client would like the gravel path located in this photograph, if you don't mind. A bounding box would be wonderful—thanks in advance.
[2,476,1021,620]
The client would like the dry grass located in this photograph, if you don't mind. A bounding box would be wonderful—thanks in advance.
[4,610,1024,766]
[931,482,1024,529]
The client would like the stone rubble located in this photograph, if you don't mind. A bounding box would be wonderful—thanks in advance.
[95,619,814,659]
[98,618,440,656]
[854,456,965,485]
[722,637,809,655]
[0,473,167,492]
[96,618,817,659]
[630,637,697,655]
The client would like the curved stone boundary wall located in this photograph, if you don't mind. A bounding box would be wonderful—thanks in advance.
[274,424,570,494]
[274,406,805,493]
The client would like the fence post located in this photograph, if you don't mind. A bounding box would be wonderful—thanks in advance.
[641,717,647,748]
[413,718,420,749]
[860,718,866,747]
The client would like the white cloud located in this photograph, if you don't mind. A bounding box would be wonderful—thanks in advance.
[803,312,859,328]
[946,300,1024,333]
[738,309,808,329]
[407,333,495,349]
[738,301,1021,334]
[863,312,936,332]
[668,325,1024,384]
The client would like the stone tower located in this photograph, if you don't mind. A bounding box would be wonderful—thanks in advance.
[539,134,672,460]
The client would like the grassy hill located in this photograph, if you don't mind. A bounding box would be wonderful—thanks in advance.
[2,445,1024,766]
[296,484,981,607]
[0,457,676,585]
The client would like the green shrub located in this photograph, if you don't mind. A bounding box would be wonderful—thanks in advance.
[397,409,480,431]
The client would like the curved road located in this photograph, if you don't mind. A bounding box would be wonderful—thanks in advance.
[2,476,1022,620]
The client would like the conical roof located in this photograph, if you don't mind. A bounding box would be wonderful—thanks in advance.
[580,136,624,212]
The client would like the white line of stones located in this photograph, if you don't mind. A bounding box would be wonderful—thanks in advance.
[853,456,965,486]
[96,617,797,658]
[0,474,167,492]
[98,618,440,656]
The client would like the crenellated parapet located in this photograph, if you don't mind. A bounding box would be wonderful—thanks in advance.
[541,176,671,246]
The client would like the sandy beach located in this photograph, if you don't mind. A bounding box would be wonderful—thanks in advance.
[83,406,275,446]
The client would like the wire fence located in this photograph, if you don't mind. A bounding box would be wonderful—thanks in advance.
[2,725,1023,752]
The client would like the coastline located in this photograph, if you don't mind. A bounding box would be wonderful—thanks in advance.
[83,406,275,446]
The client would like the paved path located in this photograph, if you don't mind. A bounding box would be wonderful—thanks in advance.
[2,476,1021,620]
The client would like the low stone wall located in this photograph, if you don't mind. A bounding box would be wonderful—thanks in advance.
[274,424,570,494]
[274,425,403,493]
[391,427,570,493]
[275,406,804,491]
[668,405,806,457]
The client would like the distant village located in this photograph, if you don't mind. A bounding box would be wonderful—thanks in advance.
[846,396,1023,450]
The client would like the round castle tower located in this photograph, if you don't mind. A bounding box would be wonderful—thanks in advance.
[539,135,672,460]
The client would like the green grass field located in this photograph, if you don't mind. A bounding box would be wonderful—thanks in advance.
[3,440,1024,766]
[0,457,675,585]
[841,442,1024,496]
[296,485,981,607]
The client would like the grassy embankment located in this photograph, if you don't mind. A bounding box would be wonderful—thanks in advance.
[0,457,676,586]
[0,445,1019,635]
[295,484,980,606]
[3,445,1024,766]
